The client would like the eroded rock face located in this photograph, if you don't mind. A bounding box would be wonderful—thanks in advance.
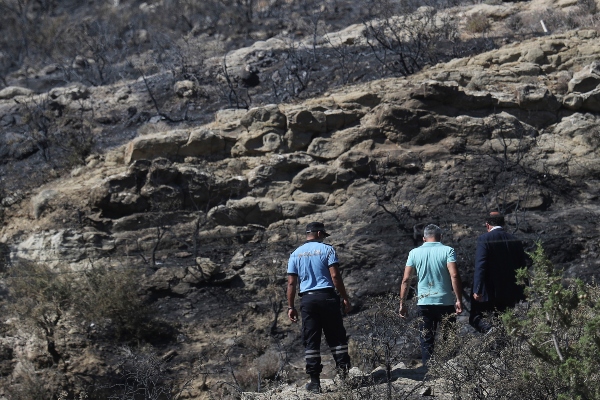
[90,158,248,218]
[79,36,600,291]
[2,26,600,400]
[3,32,600,300]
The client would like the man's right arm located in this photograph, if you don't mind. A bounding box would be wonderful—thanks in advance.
[399,266,414,318]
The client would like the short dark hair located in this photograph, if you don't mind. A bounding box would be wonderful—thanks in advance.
[486,212,505,227]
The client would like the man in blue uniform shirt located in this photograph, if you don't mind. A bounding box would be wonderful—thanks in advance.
[399,224,463,366]
[287,221,351,394]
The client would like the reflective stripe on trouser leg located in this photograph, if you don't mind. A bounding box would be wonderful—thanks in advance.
[322,297,351,371]
[305,349,321,363]
[330,344,348,355]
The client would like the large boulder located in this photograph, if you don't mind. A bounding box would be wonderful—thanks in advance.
[307,137,352,160]
[240,105,286,131]
[331,91,381,108]
[179,167,248,208]
[324,109,363,132]
[231,130,283,156]
[207,204,245,226]
[247,164,276,187]
[90,168,150,218]
[207,197,314,226]
[568,61,600,93]
[292,165,356,191]
[335,150,373,174]
[48,84,90,101]
[519,45,547,65]
[125,130,189,163]
[268,153,315,172]
[279,201,319,219]
[179,129,226,157]
[231,106,287,156]
[0,86,33,99]
[222,197,281,226]
[288,109,327,130]
[362,104,423,143]
[285,109,327,151]
[516,85,561,112]
[207,196,319,226]
[246,153,314,186]
[411,81,494,110]
[535,113,600,178]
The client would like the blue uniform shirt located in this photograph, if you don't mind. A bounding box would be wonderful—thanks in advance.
[406,242,456,306]
[287,241,338,293]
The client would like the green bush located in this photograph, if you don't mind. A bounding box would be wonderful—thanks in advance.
[429,242,600,399]
[75,263,175,342]
[7,260,172,347]
[503,242,600,400]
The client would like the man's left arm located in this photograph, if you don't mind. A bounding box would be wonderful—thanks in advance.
[447,261,463,314]
[329,263,351,314]
[287,274,298,322]
[473,237,488,302]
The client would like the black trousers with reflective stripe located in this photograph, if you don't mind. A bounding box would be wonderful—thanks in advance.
[300,291,350,375]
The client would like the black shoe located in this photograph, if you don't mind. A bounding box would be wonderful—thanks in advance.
[335,366,349,381]
[306,381,321,394]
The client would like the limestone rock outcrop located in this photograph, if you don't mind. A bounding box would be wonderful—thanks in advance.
[1,23,600,400]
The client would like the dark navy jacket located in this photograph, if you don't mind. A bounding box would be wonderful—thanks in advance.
[473,228,526,305]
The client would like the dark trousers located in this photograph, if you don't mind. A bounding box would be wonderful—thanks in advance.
[418,305,456,365]
[300,291,350,376]
[468,297,510,334]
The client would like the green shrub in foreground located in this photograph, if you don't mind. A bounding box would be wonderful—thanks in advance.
[503,241,600,400]
[429,242,600,399]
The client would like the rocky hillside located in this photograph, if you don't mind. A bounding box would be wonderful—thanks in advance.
[1,0,600,398]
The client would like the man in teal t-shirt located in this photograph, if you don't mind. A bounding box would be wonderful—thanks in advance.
[399,224,463,365]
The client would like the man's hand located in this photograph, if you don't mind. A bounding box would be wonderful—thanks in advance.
[342,298,352,314]
[399,302,408,318]
[455,300,463,314]
[288,308,298,323]
[473,293,483,302]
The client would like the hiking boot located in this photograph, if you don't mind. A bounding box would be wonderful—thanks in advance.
[334,366,349,382]
[305,381,321,394]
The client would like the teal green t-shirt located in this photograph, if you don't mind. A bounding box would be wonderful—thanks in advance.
[406,242,456,306]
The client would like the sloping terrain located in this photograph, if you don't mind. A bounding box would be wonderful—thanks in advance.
[0,0,600,398]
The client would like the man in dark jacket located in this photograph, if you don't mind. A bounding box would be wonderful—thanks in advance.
[469,212,527,333]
